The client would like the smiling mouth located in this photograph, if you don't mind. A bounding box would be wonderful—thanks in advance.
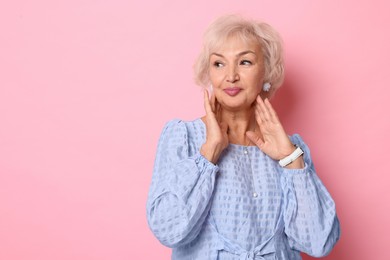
[223,87,242,96]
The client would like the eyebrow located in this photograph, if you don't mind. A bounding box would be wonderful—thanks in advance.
[211,50,257,58]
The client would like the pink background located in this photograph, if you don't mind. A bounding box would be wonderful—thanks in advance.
[1,0,389,259]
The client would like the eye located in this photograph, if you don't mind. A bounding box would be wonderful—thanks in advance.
[213,61,224,68]
[240,60,252,66]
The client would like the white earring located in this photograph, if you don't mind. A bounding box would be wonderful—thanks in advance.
[263,82,271,92]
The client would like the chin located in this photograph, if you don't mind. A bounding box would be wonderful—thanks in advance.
[221,101,251,112]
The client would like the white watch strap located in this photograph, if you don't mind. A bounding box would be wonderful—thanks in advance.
[278,146,304,167]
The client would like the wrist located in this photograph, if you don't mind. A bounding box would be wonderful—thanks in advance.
[284,156,304,169]
[279,143,296,159]
[200,142,222,164]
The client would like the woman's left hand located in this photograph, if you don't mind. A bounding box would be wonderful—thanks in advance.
[246,96,295,160]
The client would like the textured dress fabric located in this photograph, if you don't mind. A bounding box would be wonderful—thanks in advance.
[146,118,340,260]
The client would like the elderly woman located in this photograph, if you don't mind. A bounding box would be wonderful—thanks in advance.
[146,15,340,260]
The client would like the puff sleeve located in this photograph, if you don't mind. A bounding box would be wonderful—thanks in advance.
[279,134,341,257]
[146,119,219,248]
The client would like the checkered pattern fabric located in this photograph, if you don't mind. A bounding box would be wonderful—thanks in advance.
[147,119,340,260]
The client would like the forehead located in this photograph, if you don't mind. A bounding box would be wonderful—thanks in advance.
[210,34,262,56]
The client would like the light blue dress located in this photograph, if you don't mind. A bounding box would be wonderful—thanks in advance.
[147,119,340,260]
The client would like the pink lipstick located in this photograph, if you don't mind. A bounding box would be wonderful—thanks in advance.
[224,87,241,96]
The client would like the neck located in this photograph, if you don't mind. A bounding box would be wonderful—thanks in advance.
[221,107,257,145]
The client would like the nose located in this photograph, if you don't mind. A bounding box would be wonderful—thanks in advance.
[226,65,239,83]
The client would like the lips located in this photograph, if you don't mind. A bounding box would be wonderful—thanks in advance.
[224,87,242,96]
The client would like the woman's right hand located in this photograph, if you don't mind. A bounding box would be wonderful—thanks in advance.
[200,90,229,164]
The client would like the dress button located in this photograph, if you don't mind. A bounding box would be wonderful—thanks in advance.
[244,149,248,155]
[253,192,258,198]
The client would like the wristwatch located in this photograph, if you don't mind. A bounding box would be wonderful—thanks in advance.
[278,145,304,167]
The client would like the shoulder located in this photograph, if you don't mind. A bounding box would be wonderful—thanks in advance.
[159,118,204,140]
[161,119,184,132]
[161,118,203,133]
[156,118,205,155]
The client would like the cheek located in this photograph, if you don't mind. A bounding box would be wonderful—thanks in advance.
[209,70,224,87]
[246,72,263,95]
[252,70,264,85]
[244,71,262,85]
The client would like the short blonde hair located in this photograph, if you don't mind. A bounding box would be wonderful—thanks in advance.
[194,14,285,97]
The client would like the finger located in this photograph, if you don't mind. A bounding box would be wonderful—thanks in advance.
[254,107,264,127]
[256,104,267,123]
[203,90,214,116]
[210,92,216,113]
[264,98,280,123]
[216,101,223,123]
[256,95,271,121]
[257,96,271,121]
[246,131,264,148]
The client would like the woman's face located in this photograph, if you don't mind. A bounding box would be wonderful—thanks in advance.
[208,35,265,111]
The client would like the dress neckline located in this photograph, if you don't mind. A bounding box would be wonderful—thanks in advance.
[196,118,259,149]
